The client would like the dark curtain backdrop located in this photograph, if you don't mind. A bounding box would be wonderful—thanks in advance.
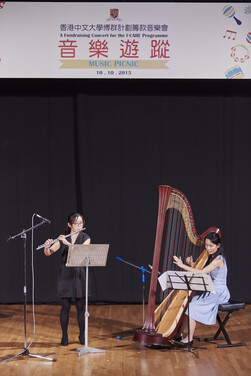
[0,79,250,304]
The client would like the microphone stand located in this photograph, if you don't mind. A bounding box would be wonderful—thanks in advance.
[0,221,56,363]
[116,257,151,325]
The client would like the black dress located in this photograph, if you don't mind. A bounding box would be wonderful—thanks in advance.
[57,232,90,298]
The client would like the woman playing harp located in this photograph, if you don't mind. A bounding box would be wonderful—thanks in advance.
[172,231,230,347]
[133,185,223,347]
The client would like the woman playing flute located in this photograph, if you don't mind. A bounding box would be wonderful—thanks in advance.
[44,212,90,346]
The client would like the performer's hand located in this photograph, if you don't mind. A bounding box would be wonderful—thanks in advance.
[58,235,70,246]
[186,256,193,266]
[173,255,184,268]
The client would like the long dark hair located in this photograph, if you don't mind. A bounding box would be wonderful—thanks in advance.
[204,231,225,265]
[65,212,85,234]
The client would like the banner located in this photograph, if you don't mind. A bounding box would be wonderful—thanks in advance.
[0,2,250,78]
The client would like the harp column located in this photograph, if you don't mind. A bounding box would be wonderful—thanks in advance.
[143,185,172,331]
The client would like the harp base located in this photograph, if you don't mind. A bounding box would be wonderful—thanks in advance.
[133,329,172,348]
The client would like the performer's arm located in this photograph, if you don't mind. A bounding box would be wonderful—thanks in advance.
[44,239,61,256]
[83,237,91,245]
[173,255,224,274]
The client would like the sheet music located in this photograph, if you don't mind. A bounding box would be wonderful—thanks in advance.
[66,244,109,267]
[158,270,216,294]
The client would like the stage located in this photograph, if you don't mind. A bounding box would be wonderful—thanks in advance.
[0,304,249,376]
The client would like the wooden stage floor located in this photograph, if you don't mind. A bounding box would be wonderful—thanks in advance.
[0,304,250,376]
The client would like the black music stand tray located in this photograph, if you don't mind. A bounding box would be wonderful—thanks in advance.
[66,244,109,356]
[158,270,215,357]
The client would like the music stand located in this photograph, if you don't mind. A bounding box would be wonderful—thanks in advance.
[66,244,109,356]
[158,270,215,357]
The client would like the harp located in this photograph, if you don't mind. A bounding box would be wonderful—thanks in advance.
[133,185,220,346]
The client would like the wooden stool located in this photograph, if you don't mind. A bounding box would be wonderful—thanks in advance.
[199,301,246,348]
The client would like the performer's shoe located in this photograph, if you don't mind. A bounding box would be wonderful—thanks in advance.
[61,335,68,346]
[79,334,85,345]
[171,339,193,348]
[172,335,183,341]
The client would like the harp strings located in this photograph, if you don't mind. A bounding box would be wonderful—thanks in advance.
[159,208,205,300]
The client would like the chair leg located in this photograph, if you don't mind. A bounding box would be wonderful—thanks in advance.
[199,311,246,348]
[215,312,232,344]
[216,312,246,348]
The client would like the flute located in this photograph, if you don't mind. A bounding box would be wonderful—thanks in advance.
[36,227,86,250]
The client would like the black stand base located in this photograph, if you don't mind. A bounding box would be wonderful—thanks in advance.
[187,346,199,358]
[0,347,57,363]
[199,336,246,348]
[175,344,201,358]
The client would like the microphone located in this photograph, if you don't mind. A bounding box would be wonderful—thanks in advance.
[35,213,51,224]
